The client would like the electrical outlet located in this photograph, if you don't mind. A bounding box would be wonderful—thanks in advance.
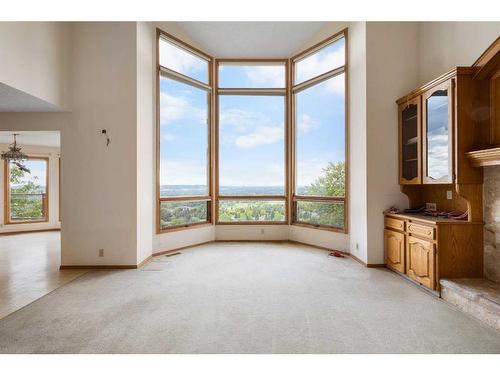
[446,190,453,200]
[356,243,359,250]
[260,228,265,235]
[98,249,104,257]
[426,202,437,211]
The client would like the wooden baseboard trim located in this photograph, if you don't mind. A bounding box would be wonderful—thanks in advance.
[349,253,385,268]
[0,228,61,236]
[137,255,153,268]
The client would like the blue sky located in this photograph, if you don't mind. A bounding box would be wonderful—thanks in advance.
[159,37,345,190]
[11,159,47,190]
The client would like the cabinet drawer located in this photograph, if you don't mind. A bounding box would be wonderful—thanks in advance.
[385,217,405,232]
[407,222,435,240]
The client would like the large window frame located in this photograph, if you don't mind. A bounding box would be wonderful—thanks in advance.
[290,29,348,233]
[156,29,215,233]
[3,156,50,225]
[215,59,289,225]
[156,28,348,233]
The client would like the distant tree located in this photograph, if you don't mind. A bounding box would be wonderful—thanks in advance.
[9,164,44,220]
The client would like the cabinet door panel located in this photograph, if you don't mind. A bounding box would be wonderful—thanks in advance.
[406,236,435,289]
[384,229,405,273]
[422,80,454,184]
[399,97,421,184]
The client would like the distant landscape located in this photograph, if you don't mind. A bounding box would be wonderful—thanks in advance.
[159,161,346,228]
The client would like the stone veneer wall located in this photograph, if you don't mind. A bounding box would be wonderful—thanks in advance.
[484,166,500,283]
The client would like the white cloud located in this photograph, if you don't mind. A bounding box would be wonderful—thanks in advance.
[296,47,344,83]
[297,113,319,133]
[161,132,176,142]
[325,74,345,95]
[219,108,260,132]
[296,158,330,186]
[159,40,206,79]
[244,65,284,87]
[219,161,284,186]
[160,159,207,185]
[235,126,284,148]
[160,92,206,126]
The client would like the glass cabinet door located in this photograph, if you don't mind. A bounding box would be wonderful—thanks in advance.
[399,97,421,184]
[423,80,453,184]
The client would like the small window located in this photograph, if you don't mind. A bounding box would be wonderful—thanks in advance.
[295,36,345,84]
[159,37,209,84]
[159,200,209,229]
[5,158,49,223]
[218,63,285,88]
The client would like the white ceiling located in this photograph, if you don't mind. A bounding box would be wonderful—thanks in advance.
[0,131,60,148]
[175,22,327,58]
[0,83,61,112]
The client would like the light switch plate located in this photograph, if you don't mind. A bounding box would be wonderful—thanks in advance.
[446,190,453,200]
[426,202,437,211]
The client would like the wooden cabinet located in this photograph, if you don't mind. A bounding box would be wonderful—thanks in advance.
[406,236,435,289]
[397,68,484,187]
[384,229,405,273]
[384,213,483,292]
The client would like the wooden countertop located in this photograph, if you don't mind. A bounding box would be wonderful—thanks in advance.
[384,212,483,225]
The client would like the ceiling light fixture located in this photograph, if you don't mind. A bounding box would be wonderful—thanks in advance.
[1,133,30,173]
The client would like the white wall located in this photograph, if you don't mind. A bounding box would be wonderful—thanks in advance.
[61,22,138,266]
[136,22,155,264]
[365,22,419,264]
[418,22,500,85]
[0,143,60,233]
[0,22,71,109]
[216,225,289,241]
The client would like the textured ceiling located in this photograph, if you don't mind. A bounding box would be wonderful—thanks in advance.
[0,83,61,112]
[175,22,327,58]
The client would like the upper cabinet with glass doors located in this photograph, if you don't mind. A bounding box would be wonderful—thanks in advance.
[397,69,484,187]
[422,80,453,184]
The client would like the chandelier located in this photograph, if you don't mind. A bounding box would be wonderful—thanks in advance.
[1,134,30,173]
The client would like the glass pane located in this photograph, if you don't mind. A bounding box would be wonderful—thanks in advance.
[160,201,208,228]
[219,64,285,88]
[426,90,450,181]
[9,159,47,221]
[219,95,285,195]
[159,75,209,197]
[296,201,344,228]
[159,37,209,83]
[401,104,418,181]
[295,74,345,196]
[219,200,285,222]
[295,37,345,84]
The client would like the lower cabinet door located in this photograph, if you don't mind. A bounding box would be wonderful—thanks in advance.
[406,236,435,289]
[384,229,405,273]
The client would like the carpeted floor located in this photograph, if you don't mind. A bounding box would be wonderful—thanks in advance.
[0,241,499,353]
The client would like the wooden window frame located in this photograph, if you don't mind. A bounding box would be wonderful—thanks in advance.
[3,156,50,225]
[290,28,349,233]
[156,28,215,233]
[156,28,349,232]
[215,59,289,225]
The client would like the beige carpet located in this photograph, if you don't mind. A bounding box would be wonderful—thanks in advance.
[0,241,499,353]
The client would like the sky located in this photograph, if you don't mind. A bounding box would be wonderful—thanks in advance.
[10,159,47,190]
[159,37,345,191]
